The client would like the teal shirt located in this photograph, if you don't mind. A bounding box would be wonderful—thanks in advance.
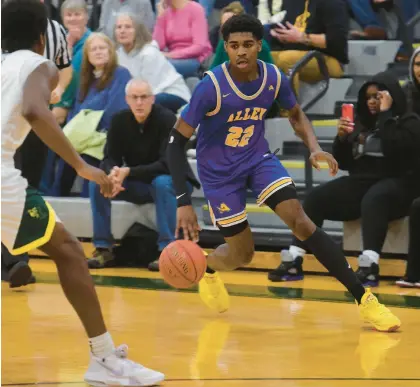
[210,39,274,69]
[54,29,92,109]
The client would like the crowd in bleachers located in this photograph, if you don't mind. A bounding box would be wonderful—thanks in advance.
[2,0,420,289]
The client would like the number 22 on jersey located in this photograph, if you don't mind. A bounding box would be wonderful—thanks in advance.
[225,125,255,148]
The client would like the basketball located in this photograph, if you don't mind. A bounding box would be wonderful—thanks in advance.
[159,240,207,289]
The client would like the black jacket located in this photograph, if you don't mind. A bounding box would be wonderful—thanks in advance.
[332,71,420,179]
[404,47,420,114]
[269,0,349,64]
[101,104,200,188]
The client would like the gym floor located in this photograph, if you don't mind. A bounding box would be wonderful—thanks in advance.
[2,258,420,387]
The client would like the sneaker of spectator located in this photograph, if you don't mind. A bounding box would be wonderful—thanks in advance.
[268,0,349,93]
[87,79,200,269]
[114,12,191,113]
[153,0,213,78]
[98,0,155,38]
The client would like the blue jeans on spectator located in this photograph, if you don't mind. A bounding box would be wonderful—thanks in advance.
[155,93,188,113]
[52,154,100,197]
[90,175,192,252]
[169,58,201,78]
[39,149,57,195]
[347,0,382,28]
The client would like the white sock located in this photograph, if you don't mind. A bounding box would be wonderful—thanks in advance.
[89,332,115,358]
[361,250,380,265]
[289,245,306,259]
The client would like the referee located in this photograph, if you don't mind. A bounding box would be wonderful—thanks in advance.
[2,0,73,288]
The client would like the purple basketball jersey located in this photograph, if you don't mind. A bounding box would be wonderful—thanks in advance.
[181,60,297,186]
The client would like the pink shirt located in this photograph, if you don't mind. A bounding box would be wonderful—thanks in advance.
[153,1,213,62]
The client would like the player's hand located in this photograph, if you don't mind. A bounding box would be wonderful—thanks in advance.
[77,164,114,197]
[337,118,354,137]
[309,151,338,176]
[176,205,201,242]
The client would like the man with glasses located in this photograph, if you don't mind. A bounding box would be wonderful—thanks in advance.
[88,78,199,269]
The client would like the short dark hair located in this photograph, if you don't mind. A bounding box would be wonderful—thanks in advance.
[2,0,48,53]
[221,14,264,42]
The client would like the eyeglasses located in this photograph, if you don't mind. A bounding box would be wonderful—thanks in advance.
[127,94,153,102]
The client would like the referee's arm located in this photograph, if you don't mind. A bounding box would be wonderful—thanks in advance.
[51,20,73,104]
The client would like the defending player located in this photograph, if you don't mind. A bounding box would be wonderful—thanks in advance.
[1,0,164,385]
[166,14,400,332]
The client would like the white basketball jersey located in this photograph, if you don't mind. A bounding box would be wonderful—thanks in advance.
[1,50,50,250]
[1,50,49,189]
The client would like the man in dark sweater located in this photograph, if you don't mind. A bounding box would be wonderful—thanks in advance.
[87,79,199,269]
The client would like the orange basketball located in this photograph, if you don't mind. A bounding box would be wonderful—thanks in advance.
[159,240,207,289]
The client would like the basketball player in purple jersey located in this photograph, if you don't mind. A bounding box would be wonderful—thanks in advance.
[166,14,400,331]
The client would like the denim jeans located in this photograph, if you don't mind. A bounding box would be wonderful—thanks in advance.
[90,175,192,251]
[52,154,100,197]
[155,93,188,113]
[347,0,382,28]
[168,58,201,78]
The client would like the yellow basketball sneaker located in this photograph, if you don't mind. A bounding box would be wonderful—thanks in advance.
[358,289,401,332]
[198,272,230,313]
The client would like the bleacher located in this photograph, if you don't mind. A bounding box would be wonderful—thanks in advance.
[41,40,411,262]
[35,0,419,275]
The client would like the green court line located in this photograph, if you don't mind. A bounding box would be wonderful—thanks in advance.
[34,272,420,309]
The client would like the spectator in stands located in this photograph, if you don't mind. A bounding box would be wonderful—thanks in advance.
[258,0,284,25]
[153,0,213,78]
[52,33,131,197]
[41,0,93,195]
[87,79,199,269]
[347,0,387,39]
[98,0,155,38]
[405,47,420,114]
[268,71,420,286]
[209,1,245,50]
[114,12,191,113]
[52,0,92,125]
[210,1,275,68]
[396,197,420,288]
[268,0,349,92]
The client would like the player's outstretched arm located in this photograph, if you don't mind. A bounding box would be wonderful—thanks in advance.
[287,104,338,176]
[21,61,113,196]
[166,118,201,242]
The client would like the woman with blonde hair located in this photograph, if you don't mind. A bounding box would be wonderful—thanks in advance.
[53,32,132,197]
[115,12,191,112]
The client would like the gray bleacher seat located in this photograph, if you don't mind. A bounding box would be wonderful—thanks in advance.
[343,217,409,254]
[345,41,402,76]
[46,197,157,239]
[185,77,200,93]
[302,78,353,116]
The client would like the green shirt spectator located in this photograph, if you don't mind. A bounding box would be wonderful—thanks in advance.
[210,38,274,69]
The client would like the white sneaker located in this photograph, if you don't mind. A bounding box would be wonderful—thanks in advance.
[84,344,165,386]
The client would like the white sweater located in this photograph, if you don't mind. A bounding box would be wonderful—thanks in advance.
[117,41,191,102]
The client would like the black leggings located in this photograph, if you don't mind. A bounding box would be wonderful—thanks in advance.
[293,176,420,254]
[405,198,420,281]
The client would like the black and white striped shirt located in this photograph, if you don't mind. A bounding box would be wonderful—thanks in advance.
[44,18,71,69]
